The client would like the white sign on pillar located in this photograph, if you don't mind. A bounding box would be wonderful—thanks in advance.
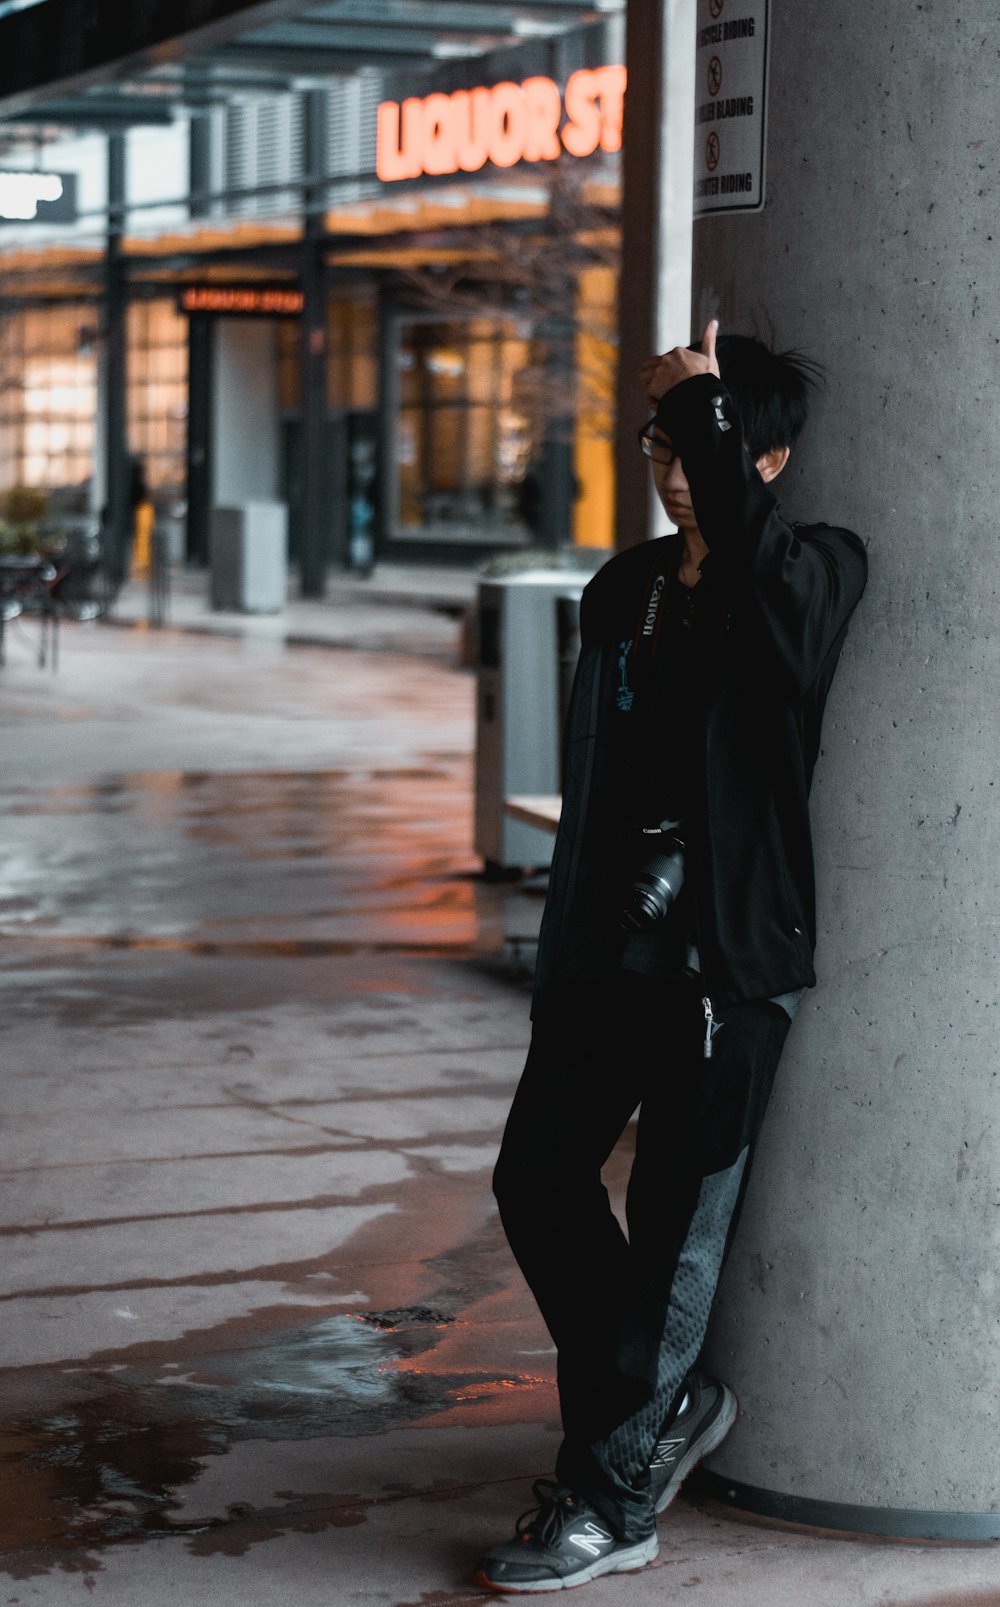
[693,0,769,216]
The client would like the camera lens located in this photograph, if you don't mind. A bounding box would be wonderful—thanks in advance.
[619,845,686,932]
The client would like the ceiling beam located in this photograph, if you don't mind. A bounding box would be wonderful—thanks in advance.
[306,0,520,21]
[0,0,350,119]
[0,94,178,127]
[321,0,609,13]
[0,0,612,124]
[234,24,468,53]
[246,17,512,43]
[208,41,438,71]
[146,67,297,96]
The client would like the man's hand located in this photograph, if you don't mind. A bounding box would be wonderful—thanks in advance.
[641,319,720,405]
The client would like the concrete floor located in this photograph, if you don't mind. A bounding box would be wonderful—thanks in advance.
[2,610,999,1605]
[109,561,476,659]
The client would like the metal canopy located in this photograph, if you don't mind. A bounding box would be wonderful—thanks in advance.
[0,0,620,130]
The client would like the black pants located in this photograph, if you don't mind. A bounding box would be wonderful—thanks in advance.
[492,971,791,1541]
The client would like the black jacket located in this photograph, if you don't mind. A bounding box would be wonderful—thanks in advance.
[532,372,869,1014]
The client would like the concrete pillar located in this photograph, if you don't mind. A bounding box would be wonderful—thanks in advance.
[692,0,1000,1538]
[211,319,279,505]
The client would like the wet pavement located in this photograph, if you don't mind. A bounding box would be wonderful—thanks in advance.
[2,616,999,1605]
[109,561,475,660]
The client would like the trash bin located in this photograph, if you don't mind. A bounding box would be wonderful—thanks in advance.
[474,571,589,873]
[210,502,288,613]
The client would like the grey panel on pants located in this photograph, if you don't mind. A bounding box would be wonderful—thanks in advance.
[600,1145,749,1485]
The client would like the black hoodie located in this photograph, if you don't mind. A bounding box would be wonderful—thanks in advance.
[532,372,869,1014]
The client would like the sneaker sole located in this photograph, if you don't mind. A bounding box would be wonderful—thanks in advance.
[473,1533,659,1593]
[654,1384,738,1514]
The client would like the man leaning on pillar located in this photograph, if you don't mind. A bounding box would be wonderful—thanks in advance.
[474,321,869,1592]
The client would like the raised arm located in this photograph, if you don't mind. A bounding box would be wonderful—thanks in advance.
[644,324,868,690]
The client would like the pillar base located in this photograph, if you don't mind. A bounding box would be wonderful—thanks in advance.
[689,1471,1000,1542]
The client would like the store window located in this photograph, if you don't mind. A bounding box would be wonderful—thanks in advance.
[394,315,538,542]
[328,294,377,411]
[0,306,97,499]
[126,299,188,502]
[276,288,378,413]
[0,299,187,510]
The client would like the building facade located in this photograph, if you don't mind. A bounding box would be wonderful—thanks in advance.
[0,10,625,579]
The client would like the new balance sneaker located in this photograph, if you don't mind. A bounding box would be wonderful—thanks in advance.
[649,1370,738,1514]
[474,1479,658,1593]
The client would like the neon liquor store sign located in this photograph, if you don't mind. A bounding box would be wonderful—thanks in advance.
[376,67,626,183]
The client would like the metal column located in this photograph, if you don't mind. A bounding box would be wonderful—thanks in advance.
[185,313,213,565]
[536,313,577,551]
[536,177,579,550]
[103,131,130,585]
[299,86,328,597]
[188,108,212,220]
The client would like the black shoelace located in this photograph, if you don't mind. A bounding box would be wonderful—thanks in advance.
[515,1479,587,1548]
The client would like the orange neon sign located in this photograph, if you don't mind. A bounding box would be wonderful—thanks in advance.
[376,67,627,183]
[180,286,304,315]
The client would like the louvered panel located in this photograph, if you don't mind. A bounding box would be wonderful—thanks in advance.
[356,69,382,186]
[288,91,305,185]
[207,104,226,217]
[256,93,292,214]
[223,99,254,215]
[327,76,360,178]
[255,97,283,186]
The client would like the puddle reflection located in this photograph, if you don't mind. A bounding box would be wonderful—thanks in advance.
[0,1307,538,1570]
[0,763,545,969]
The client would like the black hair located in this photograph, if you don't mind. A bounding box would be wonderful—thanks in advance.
[702,333,823,459]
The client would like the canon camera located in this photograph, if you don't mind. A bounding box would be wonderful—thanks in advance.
[618,820,686,933]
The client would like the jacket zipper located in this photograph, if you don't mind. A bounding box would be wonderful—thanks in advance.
[702,995,716,1059]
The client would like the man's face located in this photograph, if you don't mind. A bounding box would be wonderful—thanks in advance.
[642,426,697,532]
[641,423,791,534]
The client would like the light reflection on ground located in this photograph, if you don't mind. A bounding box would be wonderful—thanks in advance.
[0,625,556,1580]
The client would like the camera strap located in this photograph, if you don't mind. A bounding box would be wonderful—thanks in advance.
[619,541,708,827]
[630,546,677,674]
[615,548,679,818]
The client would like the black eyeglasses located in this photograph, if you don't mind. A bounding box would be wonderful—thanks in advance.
[638,427,677,467]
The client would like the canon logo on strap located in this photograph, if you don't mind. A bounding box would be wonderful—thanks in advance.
[376,67,626,183]
[642,574,666,637]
